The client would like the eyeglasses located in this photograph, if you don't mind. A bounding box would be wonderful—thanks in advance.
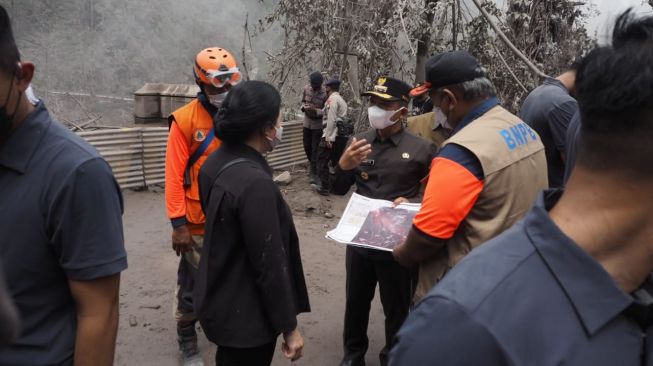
[206,67,242,88]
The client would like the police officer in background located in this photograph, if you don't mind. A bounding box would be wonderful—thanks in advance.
[331,77,436,366]
[313,78,348,195]
[393,51,548,303]
[301,71,327,184]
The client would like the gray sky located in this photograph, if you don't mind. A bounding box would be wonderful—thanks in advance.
[491,0,653,43]
[586,0,653,42]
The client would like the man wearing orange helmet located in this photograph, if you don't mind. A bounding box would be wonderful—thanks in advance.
[165,47,242,366]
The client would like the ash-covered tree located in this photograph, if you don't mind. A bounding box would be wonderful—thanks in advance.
[462,0,594,112]
[258,0,594,120]
[258,0,447,128]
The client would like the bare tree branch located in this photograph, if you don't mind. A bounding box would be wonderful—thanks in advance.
[489,41,528,93]
[469,0,549,79]
[399,0,416,56]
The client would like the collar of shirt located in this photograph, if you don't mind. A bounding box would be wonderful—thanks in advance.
[365,126,405,146]
[222,142,273,177]
[0,101,51,174]
[524,190,634,335]
[452,96,499,135]
[542,77,569,94]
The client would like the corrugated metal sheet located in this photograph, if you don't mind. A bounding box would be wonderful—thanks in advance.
[77,121,307,190]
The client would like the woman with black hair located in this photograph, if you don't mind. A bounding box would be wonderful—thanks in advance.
[196,80,310,366]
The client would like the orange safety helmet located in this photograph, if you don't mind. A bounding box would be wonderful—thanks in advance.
[193,47,242,89]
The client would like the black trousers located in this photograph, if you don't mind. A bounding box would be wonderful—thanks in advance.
[316,136,348,190]
[302,127,322,175]
[332,135,348,166]
[343,247,413,366]
[216,340,277,366]
[316,140,331,190]
[176,257,196,323]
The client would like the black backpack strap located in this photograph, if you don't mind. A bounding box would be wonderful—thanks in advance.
[215,158,253,179]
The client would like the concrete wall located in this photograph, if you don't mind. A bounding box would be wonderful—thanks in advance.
[1,0,280,125]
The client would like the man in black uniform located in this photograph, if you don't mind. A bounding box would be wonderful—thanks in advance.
[331,76,436,366]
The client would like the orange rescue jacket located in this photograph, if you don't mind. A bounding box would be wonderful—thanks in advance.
[165,98,221,235]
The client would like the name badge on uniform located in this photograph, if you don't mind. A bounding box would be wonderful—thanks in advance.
[362,159,375,166]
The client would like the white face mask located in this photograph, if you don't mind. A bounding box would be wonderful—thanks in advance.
[433,106,451,130]
[368,106,400,130]
[208,91,228,108]
[267,125,284,150]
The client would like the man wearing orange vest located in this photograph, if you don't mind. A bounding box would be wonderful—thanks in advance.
[393,51,548,302]
[165,47,242,366]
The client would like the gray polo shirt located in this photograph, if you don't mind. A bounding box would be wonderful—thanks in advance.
[389,190,653,365]
[0,102,127,365]
[520,78,577,188]
[564,111,582,184]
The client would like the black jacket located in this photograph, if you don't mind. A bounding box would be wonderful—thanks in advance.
[196,143,310,348]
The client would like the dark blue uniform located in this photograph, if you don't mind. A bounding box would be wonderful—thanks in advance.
[390,190,653,366]
[0,102,127,365]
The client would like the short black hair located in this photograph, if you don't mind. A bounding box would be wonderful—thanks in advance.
[612,9,653,49]
[0,5,20,76]
[575,9,653,176]
[215,80,281,144]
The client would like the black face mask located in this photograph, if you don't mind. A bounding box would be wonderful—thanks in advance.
[0,72,20,138]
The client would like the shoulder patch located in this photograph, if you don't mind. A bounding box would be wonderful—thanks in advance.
[193,129,208,142]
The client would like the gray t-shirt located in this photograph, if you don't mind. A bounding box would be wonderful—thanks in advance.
[0,102,127,365]
[520,78,577,188]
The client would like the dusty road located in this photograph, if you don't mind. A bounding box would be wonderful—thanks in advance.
[115,171,387,366]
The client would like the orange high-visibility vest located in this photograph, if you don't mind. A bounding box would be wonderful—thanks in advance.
[165,98,221,235]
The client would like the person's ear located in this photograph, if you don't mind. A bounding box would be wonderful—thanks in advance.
[391,106,408,121]
[15,62,35,91]
[263,124,276,139]
[442,89,457,111]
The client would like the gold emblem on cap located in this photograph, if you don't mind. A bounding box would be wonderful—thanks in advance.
[374,85,388,93]
[378,77,387,85]
[402,152,410,159]
[361,172,369,181]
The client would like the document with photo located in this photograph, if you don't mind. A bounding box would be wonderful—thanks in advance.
[327,193,420,251]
